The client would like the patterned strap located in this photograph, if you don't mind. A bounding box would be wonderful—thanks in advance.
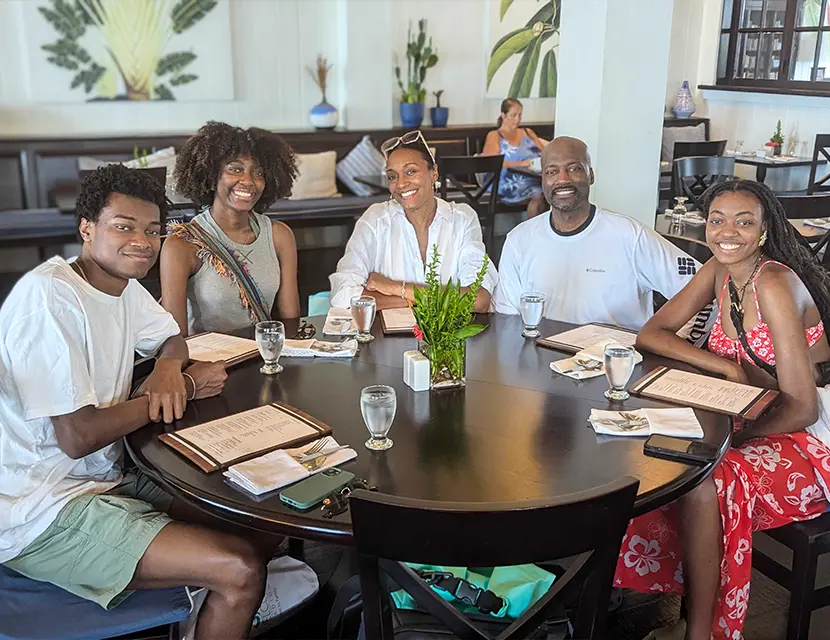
[727,277,778,379]
[169,220,270,324]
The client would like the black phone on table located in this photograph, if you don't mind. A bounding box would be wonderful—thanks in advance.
[643,435,719,466]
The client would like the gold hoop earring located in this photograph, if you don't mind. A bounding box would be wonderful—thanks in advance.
[759,230,767,246]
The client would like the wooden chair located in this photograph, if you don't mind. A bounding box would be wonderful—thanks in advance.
[427,138,470,161]
[779,194,830,261]
[438,155,505,254]
[672,156,737,211]
[807,134,830,195]
[752,513,830,640]
[350,476,639,640]
[672,139,727,161]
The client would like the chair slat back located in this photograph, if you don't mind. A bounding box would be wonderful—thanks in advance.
[808,134,830,195]
[672,155,737,211]
[779,194,830,220]
[351,477,639,640]
[673,139,727,161]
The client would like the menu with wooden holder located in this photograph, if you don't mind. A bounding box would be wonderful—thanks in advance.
[186,332,259,366]
[380,307,416,335]
[159,403,332,472]
[630,367,778,420]
[537,323,638,354]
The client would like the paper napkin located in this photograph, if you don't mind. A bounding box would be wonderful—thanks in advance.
[283,339,358,358]
[589,407,704,438]
[804,218,830,230]
[224,436,357,496]
[323,308,357,336]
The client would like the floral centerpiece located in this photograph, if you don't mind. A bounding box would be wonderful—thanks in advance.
[765,119,784,157]
[411,246,489,389]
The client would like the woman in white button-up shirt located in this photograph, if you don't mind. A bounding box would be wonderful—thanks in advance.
[329,133,498,312]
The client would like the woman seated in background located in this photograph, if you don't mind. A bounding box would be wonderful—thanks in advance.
[618,180,830,640]
[329,130,497,312]
[482,98,548,207]
[160,121,301,335]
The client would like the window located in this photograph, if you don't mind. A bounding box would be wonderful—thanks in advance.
[717,0,830,92]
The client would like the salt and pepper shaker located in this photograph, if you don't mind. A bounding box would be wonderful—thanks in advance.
[403,350,430,392]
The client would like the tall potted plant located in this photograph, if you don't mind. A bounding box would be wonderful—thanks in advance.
[765,119,784,157]
[411,247,489,390]
[430,90,449,128]
[395,19,438,128]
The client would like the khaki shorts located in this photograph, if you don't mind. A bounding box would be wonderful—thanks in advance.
[3,471,174,609]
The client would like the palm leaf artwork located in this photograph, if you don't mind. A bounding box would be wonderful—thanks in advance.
[488,0,559,98]
[37,0,217,101]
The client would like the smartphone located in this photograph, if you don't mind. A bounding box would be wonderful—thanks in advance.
[279,468,355,510]
[643,435,720,466]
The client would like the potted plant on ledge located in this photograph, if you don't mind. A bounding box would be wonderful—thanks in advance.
[765,119,784,157]
[395,19,438,128]
[411,247,489,390]
[430,90,448,128]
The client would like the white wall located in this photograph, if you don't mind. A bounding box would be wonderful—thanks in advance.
[667,0,830,189]
[0,0,555,137]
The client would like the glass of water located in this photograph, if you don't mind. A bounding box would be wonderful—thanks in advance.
[603,343,635,401]
[350,295,376,343]
[360,385,396,451]
[520,292,546,338]
[255,321,285,375]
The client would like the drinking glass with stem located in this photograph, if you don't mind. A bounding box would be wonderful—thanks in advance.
[360,385,396,451]
[520,292,546,338]
[350,295,376,343]
[603,343,636,401]
[255,320,285,375]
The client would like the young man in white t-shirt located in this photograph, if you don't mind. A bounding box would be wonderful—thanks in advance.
[0,166,266,639]
[493,137,712,344]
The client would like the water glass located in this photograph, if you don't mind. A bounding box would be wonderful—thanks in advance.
[603,343,635,401]
[255,321,285,375]
[360,385,396,451]
[350,295,376,343]
[519,292,546,338]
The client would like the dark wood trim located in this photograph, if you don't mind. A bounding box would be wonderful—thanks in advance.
[699,83,830,98]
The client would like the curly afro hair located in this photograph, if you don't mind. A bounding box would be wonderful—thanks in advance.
[173,121,297,213]
[76,164,168,226]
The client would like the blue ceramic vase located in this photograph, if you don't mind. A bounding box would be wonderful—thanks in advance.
[400,102,424,128]
[309,98,338,130]
[430,106,449,128]
[673,81,696,119]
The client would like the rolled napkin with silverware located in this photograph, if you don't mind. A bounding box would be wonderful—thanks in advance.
[589,407,704,438]
[223,436,357,496]
[550,340,643,380]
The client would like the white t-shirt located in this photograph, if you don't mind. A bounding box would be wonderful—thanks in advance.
[0,257,180,563]
[329,197,499,308]
[493,208,713,341]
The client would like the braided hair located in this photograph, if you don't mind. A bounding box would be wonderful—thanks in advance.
[700,179,830,328]
[174,121,297,213]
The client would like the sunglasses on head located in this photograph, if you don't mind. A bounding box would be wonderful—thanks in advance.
[380,130,436,165]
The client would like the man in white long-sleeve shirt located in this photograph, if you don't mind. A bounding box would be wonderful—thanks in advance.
[492,137,712,345]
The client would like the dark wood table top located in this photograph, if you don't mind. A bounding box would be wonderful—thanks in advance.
[732,154,821,168]
[654,213,829,244]
[126,314,732,543]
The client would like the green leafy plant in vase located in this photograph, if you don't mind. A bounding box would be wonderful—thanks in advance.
[411,246,489,389]
[394,19,438,128]
[766,119,784,157]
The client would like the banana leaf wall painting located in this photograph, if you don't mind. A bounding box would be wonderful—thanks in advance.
[22,0,234,102]
[487,0,560,99]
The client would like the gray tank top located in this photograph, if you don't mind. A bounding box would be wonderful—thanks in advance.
[186,210,281,334]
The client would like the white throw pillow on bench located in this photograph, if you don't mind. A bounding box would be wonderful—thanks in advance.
[661,123,706,164]
[336,135,386,197]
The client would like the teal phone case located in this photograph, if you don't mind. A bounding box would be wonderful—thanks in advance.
[279,468,355,509]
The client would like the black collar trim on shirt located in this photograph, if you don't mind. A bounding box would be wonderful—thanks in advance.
[550,205,596,237]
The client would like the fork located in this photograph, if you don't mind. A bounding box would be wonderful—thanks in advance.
[292,438,328,461]
[563,358,603,374]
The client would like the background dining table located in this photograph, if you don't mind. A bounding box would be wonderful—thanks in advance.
[126,314,733,544]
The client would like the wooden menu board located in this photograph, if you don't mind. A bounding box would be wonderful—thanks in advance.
[630,366,778,420]
[536,323,638,354]
[159,403,331,472]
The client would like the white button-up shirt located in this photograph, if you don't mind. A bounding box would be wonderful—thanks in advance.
[329,197,498,308]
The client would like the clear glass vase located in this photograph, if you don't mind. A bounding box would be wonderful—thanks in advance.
[419,340,466,390]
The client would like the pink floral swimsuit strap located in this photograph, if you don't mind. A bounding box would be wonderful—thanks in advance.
[707,260,824,368]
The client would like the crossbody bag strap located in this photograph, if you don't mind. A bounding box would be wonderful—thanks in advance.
[170,220,271,323]
[727,278,778,379]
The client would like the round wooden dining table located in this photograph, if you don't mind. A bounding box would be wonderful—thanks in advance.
[126,314,732,544]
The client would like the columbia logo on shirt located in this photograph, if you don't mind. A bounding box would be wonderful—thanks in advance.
[677,257,696,276]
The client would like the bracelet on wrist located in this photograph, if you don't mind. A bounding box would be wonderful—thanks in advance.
[400,281,407,299]
[182,372,196,401]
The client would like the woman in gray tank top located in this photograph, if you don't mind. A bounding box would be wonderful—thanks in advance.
[160,122,301,335]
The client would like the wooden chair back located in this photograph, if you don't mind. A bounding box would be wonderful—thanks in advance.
[808,134,830,195]
[673,140,727,161]
[672,156,737,211]
[350,476,639,640]
[438,155,505,254]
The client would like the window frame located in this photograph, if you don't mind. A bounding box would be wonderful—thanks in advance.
[718,0,830,93]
